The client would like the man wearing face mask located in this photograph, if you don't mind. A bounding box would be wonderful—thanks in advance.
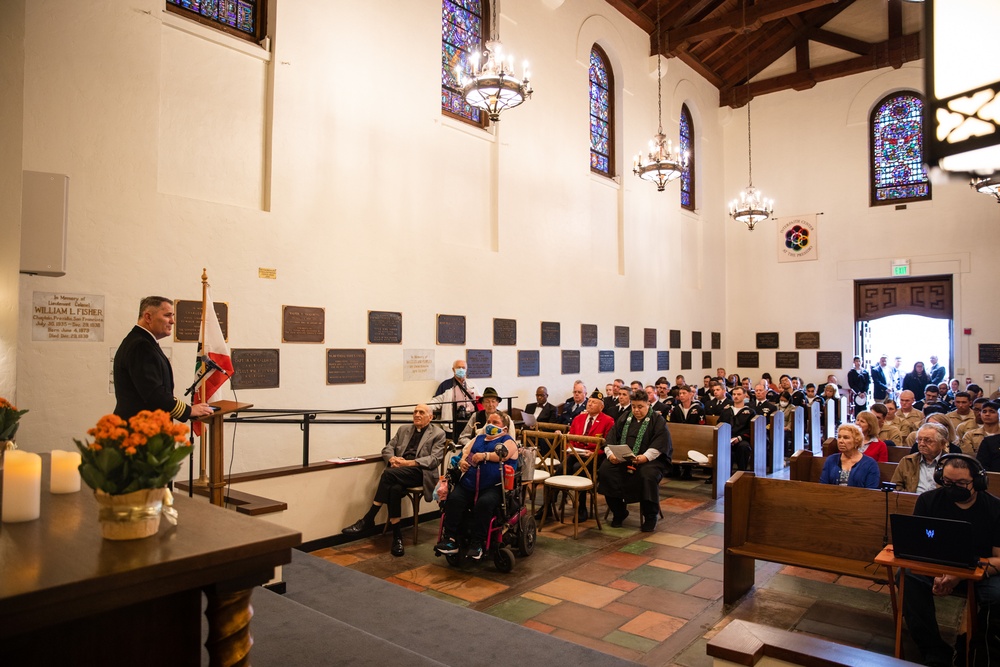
[901,454,1000,666]
[431,360,478,435]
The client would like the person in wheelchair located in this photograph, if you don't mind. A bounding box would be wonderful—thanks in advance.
[435,413,518,560]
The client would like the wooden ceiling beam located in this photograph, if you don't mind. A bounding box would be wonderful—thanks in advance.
[662,0,723,31]
[665,0,839,52]
[604,0,655,33]
[675,48,726,88]
[808,28,872,56]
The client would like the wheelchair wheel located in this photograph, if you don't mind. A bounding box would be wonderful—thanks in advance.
[494,547,515,573]
[518,516,537,557]
[445,553,462,567]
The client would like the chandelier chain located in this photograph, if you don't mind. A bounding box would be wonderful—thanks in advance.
[656,2,662,133]
[744,0,752,187]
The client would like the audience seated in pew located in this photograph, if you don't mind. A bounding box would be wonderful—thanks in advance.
[819,424,880,488]
[891,422,949,493]
[962,400,999,456]
[667,384,705,425]
[854,411,888,462]
[893,390,924,439]
[720,386,754,471]
[905,412,961,452]
[870,402,902,445]
[978,432,1000,473]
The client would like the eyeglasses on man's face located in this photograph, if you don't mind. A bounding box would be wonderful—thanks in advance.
[940,477,974,489]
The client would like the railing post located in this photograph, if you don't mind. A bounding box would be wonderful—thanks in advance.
[384,407,393,446]
[301,413,314,466]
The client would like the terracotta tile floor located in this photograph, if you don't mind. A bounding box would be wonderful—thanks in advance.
[310,472,960,666]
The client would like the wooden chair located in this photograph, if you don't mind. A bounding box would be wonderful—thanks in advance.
[536,421,568,433]
[380,439,456,546]
[520,430,561,513]
[541,433,603,538]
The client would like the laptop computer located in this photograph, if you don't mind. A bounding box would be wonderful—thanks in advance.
[889,513,980,570]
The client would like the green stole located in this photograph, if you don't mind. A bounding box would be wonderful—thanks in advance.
[619,412,652,455]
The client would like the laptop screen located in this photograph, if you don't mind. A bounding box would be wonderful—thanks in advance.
[890,513,980,569]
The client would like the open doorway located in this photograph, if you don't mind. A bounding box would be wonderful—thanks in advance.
[867,315,951,377]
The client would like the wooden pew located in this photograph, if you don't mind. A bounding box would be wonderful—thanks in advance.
[748,415,768,477]
[535,421,568,433]
[820,439,909,463]
[785,406,804,458]
[805,401,821,453]
[724,472,919,605]
[664,421,732,500]
[770,410,786,472]
[787,449,1000,492]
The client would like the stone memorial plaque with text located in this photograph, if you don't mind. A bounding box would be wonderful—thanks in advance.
[692,331,702,349]
[518,350,540,377]
[541,321,561,347]
[493,318,516,346]
[599,350,615,373]
[176,299,229,342]
[437,314,466,345]
[367,310,402,344]
[657,351,669,371]
[644,328,656,349]
[980,344,1000,364]
[630,350,644,372]
[712,332,721,350]
[282,305,323,343]
[681,351,692,370]
[231,348,280,389]
[702,351,712,369]
[561,350,580,375]
[737,351,759,368]
[756,332,780,349]
[670,330,681,349]
[466,349,492,378]
[31,292,106,342]
[615,326,630,348]
[796,331,820,349]
[581,324,598,347]
[775,351,799,369]
[816,351,843,369]
[326,349,365,384]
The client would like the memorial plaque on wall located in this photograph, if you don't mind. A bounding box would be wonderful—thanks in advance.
[737,351,759,368]
[614,326,630,348]
[775,351,800,369]
[231,348,279,389]
[670,329,681,349]
[493,318,516,346]
[630,350,644,372]
[644,328,656,349]
[436,314,466,345]
[816,351,843,369]
[31,292,106,342]
[980,344,1000,364]
[326,349,365,384]
[712,332,721,350]
[282,305,323,343]
[599,350,615,373]
[796,331,820,349]
[581,324,598,347]
[367,310,402,344]
[466,349,493,378]
[517,350,540,377]
[692,331,702,349]
[681,351,692,370]
[541,321,561,347]
[657,351,669,371]
[175,299,229,342]
[702,351,712,369]
[561,350,580,375]
[756,332,779,349]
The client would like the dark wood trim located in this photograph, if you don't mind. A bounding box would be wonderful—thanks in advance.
[665,0,839,51]
[854,274,953,321]
[174,483,288,516]
[165,1,266,44]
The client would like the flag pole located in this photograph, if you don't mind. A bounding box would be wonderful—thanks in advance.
[195,267,210,487]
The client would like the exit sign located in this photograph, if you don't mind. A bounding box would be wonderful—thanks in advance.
[892,259,910,276]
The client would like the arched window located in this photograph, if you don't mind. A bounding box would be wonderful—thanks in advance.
[442,0,487,127]
[166,0,265,43]
[870,92,931,206]
[679,104,695,210]
[589,45,614,176]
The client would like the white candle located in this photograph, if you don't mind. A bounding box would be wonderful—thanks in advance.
[2,450,42,522]
[50,449,82,494]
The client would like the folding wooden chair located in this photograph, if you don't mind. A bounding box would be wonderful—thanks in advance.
[541,433,603,539]
[520,430,561,513]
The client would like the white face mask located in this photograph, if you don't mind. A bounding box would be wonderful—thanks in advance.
[454,368,466,379]
[779,401,789,408]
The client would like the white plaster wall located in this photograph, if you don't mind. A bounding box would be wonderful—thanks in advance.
[8,0,728,470]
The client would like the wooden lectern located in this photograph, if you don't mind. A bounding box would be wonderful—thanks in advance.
[198,400,253,506]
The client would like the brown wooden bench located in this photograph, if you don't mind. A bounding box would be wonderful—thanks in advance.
[805,401,822,454]
[791,450,1000,491]
[820,438,909,463]
[536,421,568,433]
[724,471,918,604]
[664,421,732,499]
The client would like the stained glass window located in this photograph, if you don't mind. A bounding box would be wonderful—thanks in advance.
[870,92,931,206]
[442,0,487,126]
[589,45,613,176]
[679,104,695,210]
[166,0,264,42]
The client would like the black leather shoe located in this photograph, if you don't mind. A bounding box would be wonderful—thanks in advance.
[610,510,629,528]
[341,519,369,535]
[577,506,589,522]
[641,515,657,532]
[390,536,404,557]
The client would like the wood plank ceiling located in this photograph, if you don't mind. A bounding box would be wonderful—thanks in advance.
[603,0,923,107]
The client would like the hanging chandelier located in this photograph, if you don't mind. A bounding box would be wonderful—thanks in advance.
[971,176,1000,203]
[456,0,532,122]
[633,4,688,191]
[729,2,774,230]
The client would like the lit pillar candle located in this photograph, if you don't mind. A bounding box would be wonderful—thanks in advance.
[50,449,82,494]
[2,450,42,522]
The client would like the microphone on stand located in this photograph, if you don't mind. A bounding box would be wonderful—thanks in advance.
[202,356,231,377]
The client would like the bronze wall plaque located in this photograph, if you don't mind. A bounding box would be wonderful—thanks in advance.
[681,351,692,370]
[796,332,820,349]
[657,351,669,371]
[174,299,229,342]
[598,350,615,373]
[436,314,466,345]
[282,305,324,343]
[630,350,644,372]
[367,310,402,344]
[541,321,561,347]
[670,330,681,349]
[518,350,540,377]
[756,332,780,349]
[692,331,702,349]
[816,351,843,369]
[466,349,492,378]
[737,351,759,368]
[561,350,580,375]
[644,328,656,349]
[231,348,279,389]
[493,318,516,346]
[980,344,1000,364]
[712,332,721,350]
[326,348,365,384]
[581,324,598,347]
[614,326,630,348]
[775,351,799,369]
[702,351,712,369]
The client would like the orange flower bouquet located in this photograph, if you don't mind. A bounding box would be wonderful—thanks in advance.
[0,396,28,441]
[75,410,191,495]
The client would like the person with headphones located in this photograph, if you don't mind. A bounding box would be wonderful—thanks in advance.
[902,453,1000,666]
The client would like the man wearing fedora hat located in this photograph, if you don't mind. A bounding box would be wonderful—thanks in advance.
[458,386,516,448]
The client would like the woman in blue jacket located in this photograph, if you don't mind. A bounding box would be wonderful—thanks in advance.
[820,424,880,488]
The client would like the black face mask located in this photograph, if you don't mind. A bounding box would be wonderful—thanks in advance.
[944,484,972,503]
